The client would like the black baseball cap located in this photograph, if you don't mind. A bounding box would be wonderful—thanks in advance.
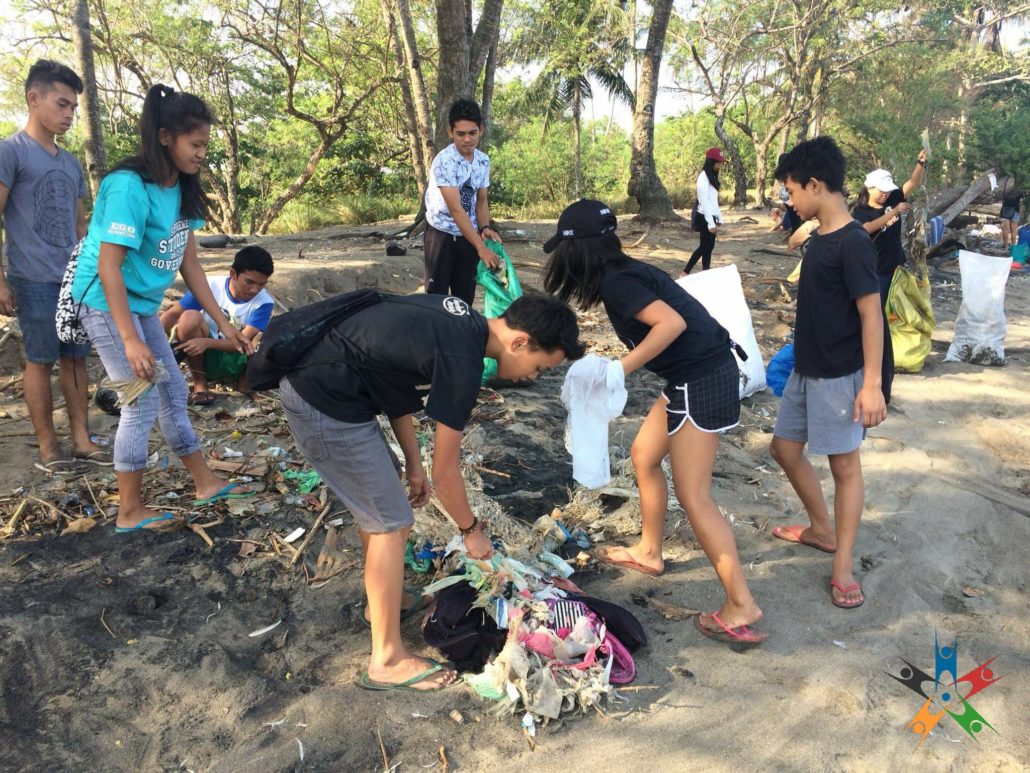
[543,199,618,253]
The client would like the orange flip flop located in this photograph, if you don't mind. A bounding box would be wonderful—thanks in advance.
[772,524,836,554]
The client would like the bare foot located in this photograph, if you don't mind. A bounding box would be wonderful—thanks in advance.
[189,390,215,406]
[38,442,70,466]
[194,477,256,501]
[713,602,764,631]
[604,544,664,576]
[72,439,108,459]
[363,590,428,624]
[115,505,184,532]
[830,572,865,608]
[366,655,457,691]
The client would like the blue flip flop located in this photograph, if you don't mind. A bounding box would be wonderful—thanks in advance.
[114,512,182,533]
[193,482,255,506]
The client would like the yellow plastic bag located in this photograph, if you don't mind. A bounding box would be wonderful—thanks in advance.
[787,259,802,284]
[886,267,936,372]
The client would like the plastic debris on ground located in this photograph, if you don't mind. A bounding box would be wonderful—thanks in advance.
[416,525,636,727]
[283,469,322,493]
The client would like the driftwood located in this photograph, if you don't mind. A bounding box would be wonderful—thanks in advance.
[928,173,1013,216]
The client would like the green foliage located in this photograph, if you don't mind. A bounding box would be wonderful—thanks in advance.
[654,109,753,200]
[970,85,1030,188]
[490,118,630,215]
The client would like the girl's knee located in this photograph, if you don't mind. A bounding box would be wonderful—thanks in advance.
[674,484,714,516]
[630,440,664,472]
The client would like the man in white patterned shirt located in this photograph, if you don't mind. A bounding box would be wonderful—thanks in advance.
[423,99,501,303]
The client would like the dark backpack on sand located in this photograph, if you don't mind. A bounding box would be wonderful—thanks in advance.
[245,288,382,391]
[423,579,507,672]
[422,575,648,672]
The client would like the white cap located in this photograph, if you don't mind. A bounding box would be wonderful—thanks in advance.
[864,169,898,192]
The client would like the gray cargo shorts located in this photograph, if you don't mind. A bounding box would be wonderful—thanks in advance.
[280,377,412,533]
[773,369,866,456]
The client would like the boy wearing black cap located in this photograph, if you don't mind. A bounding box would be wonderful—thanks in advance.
[768,137,886,610]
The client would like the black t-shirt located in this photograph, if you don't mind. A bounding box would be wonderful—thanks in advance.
[853,188,905,275]
[286,294,487,430]
[599,258,730,383]
[794,221,879,379]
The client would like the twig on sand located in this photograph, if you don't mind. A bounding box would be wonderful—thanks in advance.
[189,523,215,549]
[289,503,331,566]
[375,725,390,771]
[628,229,651,249]
[2,499,29,537]
[473,465,510,479]
[99,607,117,639]
[26,495,73,522]
[82,475,104,517]
[437,745,449,772]
[523,727,537,751]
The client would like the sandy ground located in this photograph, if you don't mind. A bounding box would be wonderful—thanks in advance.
[0,213,1027,772]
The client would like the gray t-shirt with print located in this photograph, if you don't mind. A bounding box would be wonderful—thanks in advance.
[0,131,87,283]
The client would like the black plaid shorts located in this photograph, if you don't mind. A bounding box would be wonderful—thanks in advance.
[662,353,741,435]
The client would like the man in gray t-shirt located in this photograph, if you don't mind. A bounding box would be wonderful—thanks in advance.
[0,60,104,465]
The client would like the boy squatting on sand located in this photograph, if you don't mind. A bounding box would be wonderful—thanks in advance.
[161,245,275,404]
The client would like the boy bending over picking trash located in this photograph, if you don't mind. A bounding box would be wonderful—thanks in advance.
[275,292,584,691]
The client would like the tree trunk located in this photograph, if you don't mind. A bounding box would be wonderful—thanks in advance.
[754,142,771,206]
[937,170,999,225]
[383,0,428,196]
[627,0,677,222]
[434,0,474,151]
[433,0,503,152]
[714,111,747,205]
[573,82,583,198]
[479,35,498,146]
[395,0,434,171]
[255,136,334,234]
[71,0,107,195]
[216,68,243,233]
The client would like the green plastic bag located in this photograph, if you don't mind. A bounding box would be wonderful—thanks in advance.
[476,239,523,384]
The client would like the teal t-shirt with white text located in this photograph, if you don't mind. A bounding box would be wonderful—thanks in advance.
[71,169,203,316]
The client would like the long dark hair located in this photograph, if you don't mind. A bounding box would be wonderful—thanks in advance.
[853,185,872,210]
[542,232,631,309]
[701,157,721,190]
[110,84,212,220]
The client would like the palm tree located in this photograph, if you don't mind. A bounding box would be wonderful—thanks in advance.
[514,0,634,197]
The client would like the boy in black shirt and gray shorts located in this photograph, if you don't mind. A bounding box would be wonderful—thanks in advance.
[278,292,584,691]
[768,138,887,610]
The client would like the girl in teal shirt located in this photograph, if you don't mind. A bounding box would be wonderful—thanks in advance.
[73,84,251,533]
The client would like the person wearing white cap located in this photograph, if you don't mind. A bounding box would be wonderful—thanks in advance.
[852,149,927,403]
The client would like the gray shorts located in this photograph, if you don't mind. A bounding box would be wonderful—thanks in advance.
[773,369,866,456]
[280,378,412,534]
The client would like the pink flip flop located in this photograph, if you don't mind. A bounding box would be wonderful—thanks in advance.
[830,579,865,609]
[694,612,768,646]
[772,524,836,554]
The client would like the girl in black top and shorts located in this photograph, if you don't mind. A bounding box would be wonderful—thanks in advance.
[543,199,766,646]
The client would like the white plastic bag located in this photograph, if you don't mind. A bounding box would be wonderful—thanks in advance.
[560,354,627,489]
[676,265,767,397]
[945,250,1009,366]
